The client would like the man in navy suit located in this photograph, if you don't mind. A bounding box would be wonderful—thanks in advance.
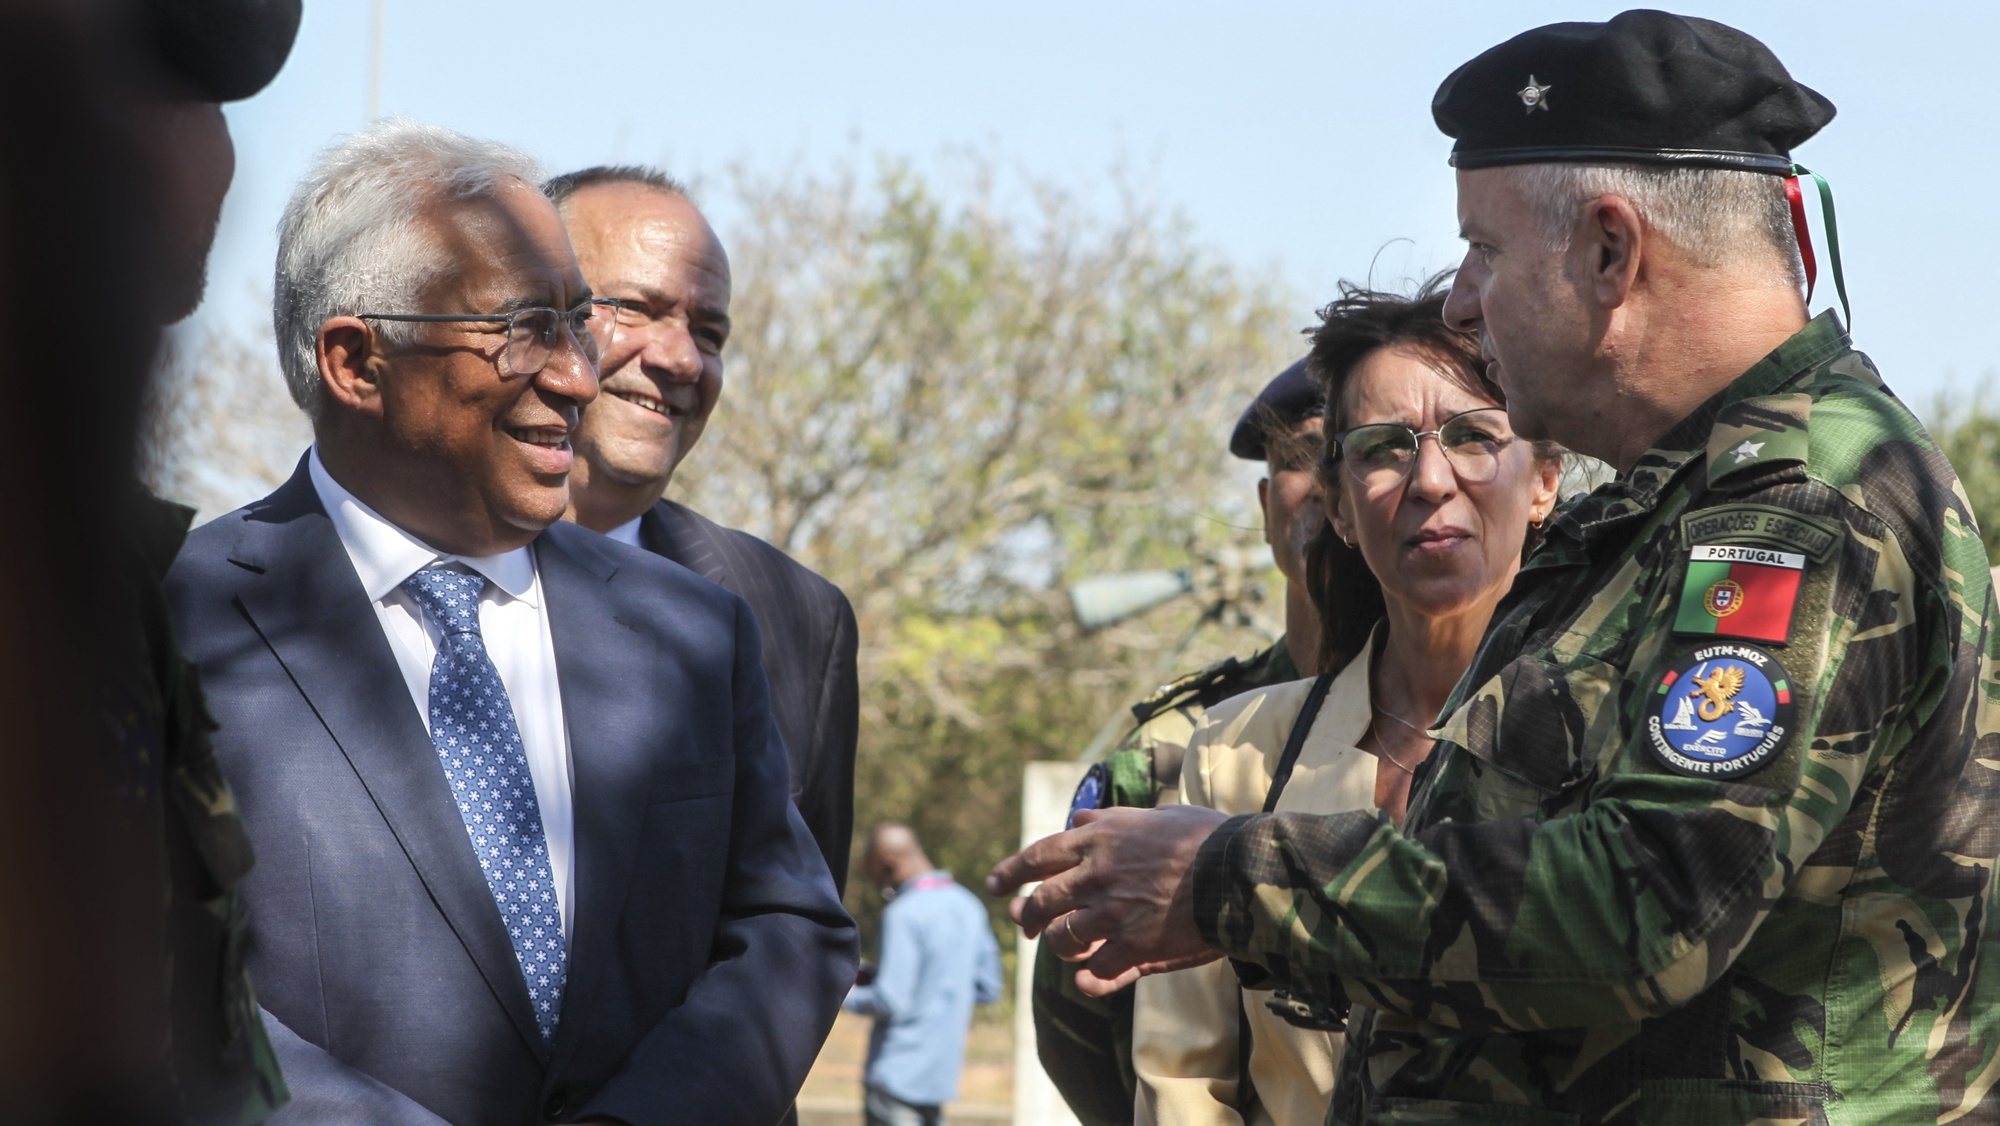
[166,120,856,1126]
[546,166,861,893]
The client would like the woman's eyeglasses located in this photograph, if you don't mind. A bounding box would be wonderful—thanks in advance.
[1331,406,1515,487]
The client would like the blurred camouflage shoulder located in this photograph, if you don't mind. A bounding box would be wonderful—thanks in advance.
[126,490,287,1124]
[1119,638,1299,801]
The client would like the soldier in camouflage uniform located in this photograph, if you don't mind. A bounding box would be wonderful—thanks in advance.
[993,12,1999,1124]
[1033,359,1324,1126]
[114,3,301,1120]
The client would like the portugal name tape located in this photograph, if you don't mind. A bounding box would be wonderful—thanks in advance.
[1673,543,1805,643]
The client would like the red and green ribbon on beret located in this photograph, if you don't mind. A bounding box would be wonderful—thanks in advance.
[1785,165,1849,326]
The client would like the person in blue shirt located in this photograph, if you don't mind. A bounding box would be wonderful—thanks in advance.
[845,823,1004,1126]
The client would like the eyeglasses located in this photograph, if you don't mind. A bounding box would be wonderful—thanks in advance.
[356,297,620,377]
[1331,406,1515,487]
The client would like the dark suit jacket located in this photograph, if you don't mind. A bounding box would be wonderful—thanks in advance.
[641,500,859,893]
[165,463,857,1126]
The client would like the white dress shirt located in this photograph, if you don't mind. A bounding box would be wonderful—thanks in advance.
[309,448,576,939]
[604,514,644,549]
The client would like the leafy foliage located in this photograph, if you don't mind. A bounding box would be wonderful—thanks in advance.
[1928,386,2000,566]
[685,157,1296,945]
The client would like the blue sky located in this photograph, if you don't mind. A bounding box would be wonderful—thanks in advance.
[188,2,2000,414]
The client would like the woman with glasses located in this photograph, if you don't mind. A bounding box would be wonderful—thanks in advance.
[1131,273,1561,1126]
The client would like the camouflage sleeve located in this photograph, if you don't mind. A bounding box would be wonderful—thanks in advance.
[1191,474,1984,1034]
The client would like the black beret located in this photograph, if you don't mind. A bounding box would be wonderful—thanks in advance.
[1433,9,1833,174]
[142,0,302,102]
[1229,357,1321,461]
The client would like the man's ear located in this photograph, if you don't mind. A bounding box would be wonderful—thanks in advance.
[319,316,386,415]
[1578,194,1644,309]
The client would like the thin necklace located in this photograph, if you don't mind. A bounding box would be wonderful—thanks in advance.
[1373,703,1430,737]
[1368,705,1431,777]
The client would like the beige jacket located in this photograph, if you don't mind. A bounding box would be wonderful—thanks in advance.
[1131,644,1379,1126]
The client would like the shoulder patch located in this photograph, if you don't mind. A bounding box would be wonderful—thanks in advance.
[1645,643,1794,778]
[1681,503,1840,563]
[1707,392,1811,488]
[1673,543,1806,643]
[1066,761,1109,828]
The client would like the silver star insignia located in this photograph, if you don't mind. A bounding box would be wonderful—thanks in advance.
[1518,75,1552,114]
[1732,440,1765,463]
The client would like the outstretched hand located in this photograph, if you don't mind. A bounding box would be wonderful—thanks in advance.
[985,804,1231,996]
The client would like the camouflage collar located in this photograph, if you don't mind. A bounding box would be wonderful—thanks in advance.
[1533,313,1851,565]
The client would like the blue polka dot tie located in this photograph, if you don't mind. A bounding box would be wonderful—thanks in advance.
[402,567,566,1043]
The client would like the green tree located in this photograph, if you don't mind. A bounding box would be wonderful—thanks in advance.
[683,157,1297,949]
[1928,386,2000,566]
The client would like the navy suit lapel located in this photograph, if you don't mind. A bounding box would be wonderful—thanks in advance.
[537,526,656,1059]
[641,502,732,592]
[230,467,549,1059]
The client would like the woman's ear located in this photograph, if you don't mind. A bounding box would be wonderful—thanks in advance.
[1529,453,1562,525]
[1325,488,1356,548]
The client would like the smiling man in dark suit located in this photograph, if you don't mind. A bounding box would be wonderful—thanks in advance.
[548,166,861,894]
[165,120,856,1126]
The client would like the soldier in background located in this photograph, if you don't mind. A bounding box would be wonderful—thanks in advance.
[995,11,2000,1122]
[1031,358,1324,1125]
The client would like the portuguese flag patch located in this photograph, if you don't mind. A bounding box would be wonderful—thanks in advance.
[1672,544,1804,644]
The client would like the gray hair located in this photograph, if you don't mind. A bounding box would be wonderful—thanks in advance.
[272,118,543,419]
[1509,163,1803,289]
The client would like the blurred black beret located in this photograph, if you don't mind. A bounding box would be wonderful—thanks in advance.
[141,0,301,102]
[1433,9,1833,174]
[1229,357,1321,461]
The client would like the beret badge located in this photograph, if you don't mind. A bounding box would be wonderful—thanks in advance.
[1516,75,1552,114]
